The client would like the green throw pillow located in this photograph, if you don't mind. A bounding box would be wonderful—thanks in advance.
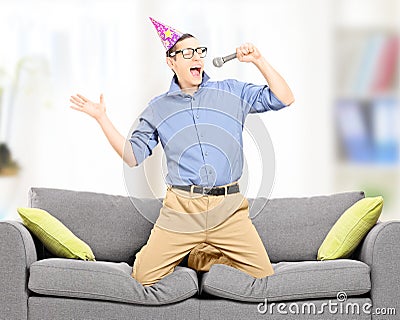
[18,207,95,261]
[317,196,383,261]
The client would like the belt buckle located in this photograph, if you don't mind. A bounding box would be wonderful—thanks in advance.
[202,186,213,195]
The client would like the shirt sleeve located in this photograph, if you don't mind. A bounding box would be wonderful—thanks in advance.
[129,106,159,166]
[239,81,287,114]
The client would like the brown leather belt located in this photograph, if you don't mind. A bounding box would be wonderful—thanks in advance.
[172,183,240,196]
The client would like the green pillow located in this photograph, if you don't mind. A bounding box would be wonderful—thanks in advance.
[18,207,95,261]
[317,196,383,261]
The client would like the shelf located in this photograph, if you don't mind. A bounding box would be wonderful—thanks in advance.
[335,162,400,174]
[332,0,400,220]
[334,0,400,30]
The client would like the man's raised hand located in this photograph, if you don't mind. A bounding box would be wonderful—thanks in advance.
[70,94,106,121]
[236,43,262,64]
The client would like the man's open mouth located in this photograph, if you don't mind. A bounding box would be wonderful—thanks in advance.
[190,66,202,77]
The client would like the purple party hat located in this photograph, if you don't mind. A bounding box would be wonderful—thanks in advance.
[149,17,183,51]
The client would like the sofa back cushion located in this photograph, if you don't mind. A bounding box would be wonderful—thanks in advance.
[29,188,365,264]
[248,191,365,262]
[29,188,159,264]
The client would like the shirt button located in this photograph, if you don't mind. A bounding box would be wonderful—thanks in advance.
[205,151,208,156]
[196,115,199,119]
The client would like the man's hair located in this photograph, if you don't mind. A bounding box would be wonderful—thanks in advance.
[166,33,195,57]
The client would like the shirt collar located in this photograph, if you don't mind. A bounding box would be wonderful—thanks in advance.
[167,72,210,96]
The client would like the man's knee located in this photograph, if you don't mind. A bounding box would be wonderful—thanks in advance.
[132,259,175,286]
[247,255,275,278]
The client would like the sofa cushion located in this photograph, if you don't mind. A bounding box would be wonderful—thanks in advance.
[29,188,365,263]
[248,191,365,262]
[28,258,198,305]
[18,207,95,261]
[29,188,159,264]
[201,259,370,302]
[317,196,383,260]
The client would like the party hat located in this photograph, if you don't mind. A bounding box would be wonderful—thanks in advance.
[149,17,183,51]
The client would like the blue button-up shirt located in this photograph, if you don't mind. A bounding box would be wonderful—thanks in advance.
[129,72,287,187]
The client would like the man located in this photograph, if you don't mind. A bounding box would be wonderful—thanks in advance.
[70,17,294,286]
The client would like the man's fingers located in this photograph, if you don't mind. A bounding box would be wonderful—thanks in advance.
[70,97,85,108]
[236,48,250,62]
[239,44,248,55]
[236,47,244,59]
[77,94,88,102]
[236,43,259,63]
[70,105,84,112]
[239,43,255,56]
[247,43,255,53]
[100,93,104,104]
[70,96,83,104]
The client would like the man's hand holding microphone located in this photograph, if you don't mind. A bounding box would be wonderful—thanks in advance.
[213,43,261,67]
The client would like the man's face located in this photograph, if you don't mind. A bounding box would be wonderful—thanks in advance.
[167,37,205,90]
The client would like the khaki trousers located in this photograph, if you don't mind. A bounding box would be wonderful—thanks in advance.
[131,185,274,286]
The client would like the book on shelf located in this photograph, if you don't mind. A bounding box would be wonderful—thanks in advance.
[335,98,399,165]
[352,34,385,97]
[335,99,372,163]
[372,97,399,163]
[344,33,399,97]
[371,35,400,94]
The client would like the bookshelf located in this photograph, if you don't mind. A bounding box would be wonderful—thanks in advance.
[332,0,400,220]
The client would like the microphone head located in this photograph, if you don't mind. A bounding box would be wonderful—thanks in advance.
[212,57,224,68]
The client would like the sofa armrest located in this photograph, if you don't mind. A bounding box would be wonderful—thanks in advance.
[355,221,400,320]
[0,220,37,320]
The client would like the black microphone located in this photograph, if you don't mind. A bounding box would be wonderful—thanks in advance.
[213,52,237,67]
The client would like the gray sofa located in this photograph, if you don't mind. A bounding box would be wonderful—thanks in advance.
[0,188,399,320]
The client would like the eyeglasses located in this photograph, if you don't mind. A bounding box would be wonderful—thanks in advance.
[168,47,208,59]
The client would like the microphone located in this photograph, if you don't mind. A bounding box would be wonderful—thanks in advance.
[213,52,237,67]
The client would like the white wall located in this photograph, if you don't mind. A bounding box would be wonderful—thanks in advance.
[0,0,397,220]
